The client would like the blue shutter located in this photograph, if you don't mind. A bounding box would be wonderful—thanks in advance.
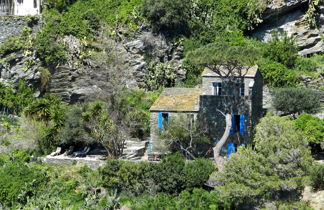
[240,114,245,134]
[230,115,235,134]
[168,113,171,125]
[228,143,235,157]
[158,112,163,131]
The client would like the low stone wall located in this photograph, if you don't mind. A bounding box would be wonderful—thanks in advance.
[38,156,106,170]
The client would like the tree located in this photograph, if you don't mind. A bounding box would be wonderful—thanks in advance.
[263,31,298,69]
[158,116,210,159]
[57,105,88,146]
[82,101,126,158]
[272,88,321,115]
[141,0,192,32]
[186,40,259,168]
[213,115,313,207]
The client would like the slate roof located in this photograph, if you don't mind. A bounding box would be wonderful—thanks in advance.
[150,88,201,112]
[202,66,258,78]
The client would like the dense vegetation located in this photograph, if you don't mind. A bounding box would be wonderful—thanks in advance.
[0,0,323,209]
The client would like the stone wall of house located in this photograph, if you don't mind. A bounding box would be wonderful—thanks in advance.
[251,71,264,129]
[150,111,198,153]
[202,76,255,96]
[199,95,253,144]
[202,77,222,95]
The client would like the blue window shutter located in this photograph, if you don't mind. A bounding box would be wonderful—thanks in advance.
[158,112,163,131]
[168,113,171,125]
[230,115,235,134]
[240,114,245,134]
[228,143,234,157]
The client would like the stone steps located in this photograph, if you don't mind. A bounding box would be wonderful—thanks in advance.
[121,140,148,160]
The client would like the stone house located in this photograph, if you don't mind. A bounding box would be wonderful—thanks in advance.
[0,0,42,16]
[149,66,263,154]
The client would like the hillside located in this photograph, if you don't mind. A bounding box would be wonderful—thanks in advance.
[0,0,323,209]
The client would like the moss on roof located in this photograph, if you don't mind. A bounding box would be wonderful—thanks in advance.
[150,88,202,112]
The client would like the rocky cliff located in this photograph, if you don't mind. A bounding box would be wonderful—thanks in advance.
[48,28,185,103]
[1,0,323,103]
[252,0,324,56]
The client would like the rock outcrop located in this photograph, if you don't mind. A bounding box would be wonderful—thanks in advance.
[48,28,185,103]
[252,0,324,56]
[0,51,41,88]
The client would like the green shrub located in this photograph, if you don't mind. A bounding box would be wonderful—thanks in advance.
[156,152,186,194]
[0,162,47,206]
[34,10,67,66]
[263,32,298,68]
[295,114,324,144]
[131,188,232,210]
[258,59,299,87]
[295,57,318,72]
[24,93,66,153]
[214,115,313,207]
[183,158,214,190]
[57,105,88,146]
[113,89,160,139]
[141,0,191,32]
[100,153,214,195]
[0,36,24,57]
[0,81,34,115]
[309,163,324,191]
[44,0,77,12]
[272,88,321,115]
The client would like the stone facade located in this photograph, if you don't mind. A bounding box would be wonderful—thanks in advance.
[150,111,198,153]
[150,67,263,153]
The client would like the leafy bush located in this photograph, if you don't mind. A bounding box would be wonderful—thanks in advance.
[141,0,191,32]
[309,162,324,191]
[34,9,67,66]
[24,93,66,153]
[44,0,77,12]
[130,188,232,209]
[0,81,34,115]
[295,114,324,144]
[272,88,321,115]
[214,115,313,207]
[145,62,178,90]
[0,36,24,57]
[183,158,215,190]
[0,161,47,206]
[113,89,160,139]
[100,153,214,195]
[57,105,88,146]
[295,57,318,72]
[257,59,299,87]
[263,32,298,68]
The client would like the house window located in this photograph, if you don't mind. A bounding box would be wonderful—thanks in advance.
[212,82,222,96]
[230,114,245,134]
[34,0,37,8]
[162,113,169,129]
[158,112,170,131]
